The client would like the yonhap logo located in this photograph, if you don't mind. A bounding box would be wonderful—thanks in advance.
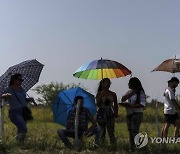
[134,132,148,148]
[134,132,180,148]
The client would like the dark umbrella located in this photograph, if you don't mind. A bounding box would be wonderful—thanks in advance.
[0,59,44,95]
[0,59,44,142]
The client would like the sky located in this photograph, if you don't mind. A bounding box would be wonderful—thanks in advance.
[0,0,180,102]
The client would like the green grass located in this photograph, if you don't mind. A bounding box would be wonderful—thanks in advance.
[0,106,179,154]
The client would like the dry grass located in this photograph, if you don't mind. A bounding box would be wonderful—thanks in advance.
[0,106,179,154]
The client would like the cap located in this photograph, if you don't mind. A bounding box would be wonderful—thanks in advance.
[168,77,179,83]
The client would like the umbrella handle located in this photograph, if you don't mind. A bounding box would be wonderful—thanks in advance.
[26,93,38,106]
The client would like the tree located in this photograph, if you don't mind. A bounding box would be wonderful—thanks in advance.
[32,82,81,106]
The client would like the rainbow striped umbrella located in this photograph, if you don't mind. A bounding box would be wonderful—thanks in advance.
[73,58,132,79]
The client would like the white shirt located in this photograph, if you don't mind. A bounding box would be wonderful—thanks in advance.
[163,87,176,114]
[126,91,146,115]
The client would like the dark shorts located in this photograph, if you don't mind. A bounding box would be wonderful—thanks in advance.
[164,113,179,125]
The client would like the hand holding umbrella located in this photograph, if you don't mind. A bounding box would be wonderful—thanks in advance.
[26,97,38,106]
[1,93,11,98]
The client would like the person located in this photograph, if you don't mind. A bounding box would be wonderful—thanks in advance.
[96,78,118,145]
[161,77,180,138]
[120,77,146,151]
[57,95,100,149]
[1,73,35,142]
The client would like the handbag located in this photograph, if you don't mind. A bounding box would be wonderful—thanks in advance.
[12,88,33,121]
[22,106,33,121]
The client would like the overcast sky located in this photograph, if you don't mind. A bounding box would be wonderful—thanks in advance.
[0,0,180,102]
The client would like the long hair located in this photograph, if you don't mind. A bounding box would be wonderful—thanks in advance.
[9,74,22,87]
[128,77,145,103]
[97,78,110,92]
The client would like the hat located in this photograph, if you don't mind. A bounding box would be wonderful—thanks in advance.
[168,77,179,83]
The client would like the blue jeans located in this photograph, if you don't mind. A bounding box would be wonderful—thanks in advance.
[9,108,27,142]
[57,126,101,147]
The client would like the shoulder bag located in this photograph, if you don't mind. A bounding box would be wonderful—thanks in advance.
[12,88,33,121]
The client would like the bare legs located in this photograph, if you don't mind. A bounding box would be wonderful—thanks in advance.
[161,120,180,138]
[161,123,170,138]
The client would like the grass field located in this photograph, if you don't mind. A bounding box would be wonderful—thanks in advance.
[0,105,179,154]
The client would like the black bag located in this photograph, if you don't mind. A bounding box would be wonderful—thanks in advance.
[12,88,33,121]
[97,108,106,125]
[22,107,33,121]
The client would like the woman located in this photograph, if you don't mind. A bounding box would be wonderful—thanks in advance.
[96,78,118,145]
[120,77,146,151]
[2,73,34,142]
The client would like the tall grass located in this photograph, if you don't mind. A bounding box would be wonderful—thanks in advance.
[0,106,179,154]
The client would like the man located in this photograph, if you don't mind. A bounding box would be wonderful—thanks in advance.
[161,77,180,138]
[57,95,100,148]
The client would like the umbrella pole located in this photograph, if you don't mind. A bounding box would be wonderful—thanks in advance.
[100,57,104,79]
[173,55,176,76]
[0,99,5,143]
[74,100,80,148]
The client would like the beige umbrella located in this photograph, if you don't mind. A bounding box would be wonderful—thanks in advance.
[152,58,180,73]
[151,56,180,136]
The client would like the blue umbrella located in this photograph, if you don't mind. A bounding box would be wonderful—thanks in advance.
[52,87,97,127]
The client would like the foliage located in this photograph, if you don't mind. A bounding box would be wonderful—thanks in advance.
[32,82,82,106]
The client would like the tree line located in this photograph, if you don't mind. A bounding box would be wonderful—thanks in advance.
[32,81,180,106]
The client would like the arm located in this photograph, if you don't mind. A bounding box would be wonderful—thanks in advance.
[171,99,180,111]
[130,103,144,108]
[1,93,11,106]
[84,118,97,136]
[84,109,97,136]
[167,89,180,111]
[112,92,118,118]
[96,92,104,108]
[1,93,11,99]
[121,89,137,102]
[66,121,74,130]
[119,102,131,107]
[129,91,145,108]
[66,110,74,130]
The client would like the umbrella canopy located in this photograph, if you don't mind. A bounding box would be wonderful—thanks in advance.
[73,58,132,79]
[0,59,44,95]
[152,58,180,73]
[52,87,96,127]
